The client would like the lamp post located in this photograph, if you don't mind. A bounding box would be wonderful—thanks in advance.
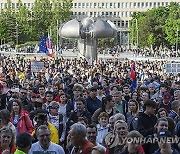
[135,18,138,50]
[16,22,18,46]
[176,27,179,52]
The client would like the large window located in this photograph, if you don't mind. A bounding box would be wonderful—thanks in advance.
[122,21,125,27]
[130,2,132,8]
[137,2,140,8]
[125,21,129,28]
[102,3,104,8]
[146,2,148,7]
[134,2,136,7]
[110,3,112,8]
[125,2,128,8]
[154,2,156,7]
[149,2,152,7]
[82,3,85,8]
[74,3,77,8]
[94,3,96,8]
[122,2,124,8]
[78,3,81,8]
[118,3,120,8]
[86,3,89,8]
[142,2,144,7]
[118,21,120,27]
[125,12,128,17]
[94,12,97,17]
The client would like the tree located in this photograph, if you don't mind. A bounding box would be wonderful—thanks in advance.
[165,2,180,47]
[16,0,31,43]
[2,0,17,44]
[31,0,53,39]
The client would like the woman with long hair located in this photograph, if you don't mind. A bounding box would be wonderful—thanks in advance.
[126,99,139,131]
[0,127,16,154]
[92,95,119,124]
[10,100,34,135]
[58,92,69,123]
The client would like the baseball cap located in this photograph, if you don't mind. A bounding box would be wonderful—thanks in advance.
[30,93,37,98]
[11,88,20,93]
[163,92,171,103]
[16,132,33,148]
[89,86,98,91]
[157,129,172,138]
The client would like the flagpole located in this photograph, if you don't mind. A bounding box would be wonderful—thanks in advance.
[56,19,59,59]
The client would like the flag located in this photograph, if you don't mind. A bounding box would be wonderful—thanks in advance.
[130,62,137,91]
[46,35,55,57]
[39,35,55,57]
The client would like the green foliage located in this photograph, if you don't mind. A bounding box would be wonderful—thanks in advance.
[0,0,72,46]
[98,38,116,48]
[130,2,180,49]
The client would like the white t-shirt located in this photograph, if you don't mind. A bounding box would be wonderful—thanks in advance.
[28,141,65,154]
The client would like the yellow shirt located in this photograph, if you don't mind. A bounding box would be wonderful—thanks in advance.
[32,122,59,144]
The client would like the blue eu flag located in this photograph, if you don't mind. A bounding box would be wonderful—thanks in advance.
[39,35,48,54]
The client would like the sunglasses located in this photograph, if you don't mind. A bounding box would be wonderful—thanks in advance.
[49,106,59,110]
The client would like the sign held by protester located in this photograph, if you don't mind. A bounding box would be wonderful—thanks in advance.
[165,63,180,74]
[31,61,45,72]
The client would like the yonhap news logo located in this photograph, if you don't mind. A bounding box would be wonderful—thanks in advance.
[125,137,180,144]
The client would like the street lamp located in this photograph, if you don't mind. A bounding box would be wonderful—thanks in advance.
[176,27,179,52]
[16,22,18,46]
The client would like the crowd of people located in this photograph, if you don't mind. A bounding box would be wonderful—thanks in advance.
[0,54,179,154]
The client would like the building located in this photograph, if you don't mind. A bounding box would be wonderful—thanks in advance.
[1,0,180,46]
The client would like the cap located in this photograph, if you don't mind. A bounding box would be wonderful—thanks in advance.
[16,132,33,148]
[157,129,172,138]
[89,86,97,91]
[163,92,171,102]
[11,88,20,93]
[30,93,37,98]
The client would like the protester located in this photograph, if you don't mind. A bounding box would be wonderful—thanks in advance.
[14,132,32,154]
[86,124,107,153]
[153,129,179,154]
[126,99,139,131]
[92,94,118,124]
[86,86,102,116]
[0,55,179,154]
[0,127,16,154]
[91,146,106,154]
[31,109,59,144]
[120,130,145,154]
[69,123,94,154]
[29,125,65,153]
[0,109,16,137]
[10,100,34,135]
[137,100,157,137]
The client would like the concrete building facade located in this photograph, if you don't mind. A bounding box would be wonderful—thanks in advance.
[1,0,180,46]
